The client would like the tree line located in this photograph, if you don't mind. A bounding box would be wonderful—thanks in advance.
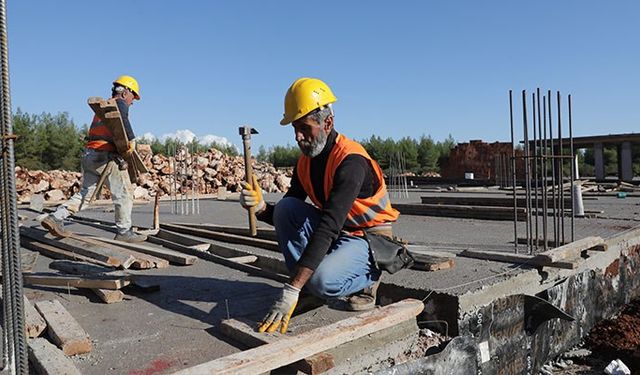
[10,109,640,177]
[257,135,457,174]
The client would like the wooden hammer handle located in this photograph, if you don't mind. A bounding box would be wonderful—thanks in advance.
[242,138,258,236]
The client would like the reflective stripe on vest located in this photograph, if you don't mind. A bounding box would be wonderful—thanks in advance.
[86,114,116,151]
[296,133,399,231]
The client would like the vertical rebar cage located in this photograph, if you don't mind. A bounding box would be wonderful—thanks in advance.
[0,0,28,372]
[507,89,577,254]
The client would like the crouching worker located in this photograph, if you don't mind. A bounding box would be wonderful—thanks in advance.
[240,77,401,334]
[40,75,147,243]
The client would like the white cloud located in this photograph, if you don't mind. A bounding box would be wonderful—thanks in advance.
[141,132,156,141]
[147,129,236,148]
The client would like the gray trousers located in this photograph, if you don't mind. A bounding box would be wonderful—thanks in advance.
[52,148,133,234]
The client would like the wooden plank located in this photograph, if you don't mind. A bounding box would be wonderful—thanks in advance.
[20,227,133,268]
[409,252,455,271]
[24,296,47,338]
[28,338,82,375]
[92,288,124,304]
[227,255,258,264]
[420,195,575,207]
[147,234,288,284]
[172,222,278,241]
[24,274,130,290]
[35,299,92,356]
[172,299,423,375]
[49,260,114,275]
[535,236,605,264]
[392,203,527,221]
[161,223,280,251]
[219,319,334,374]
[21,238,114,268]
[459,249,577,269]
[152,229,289,275]
[86,235,196,265]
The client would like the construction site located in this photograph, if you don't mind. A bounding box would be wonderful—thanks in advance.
[2,3,640,375]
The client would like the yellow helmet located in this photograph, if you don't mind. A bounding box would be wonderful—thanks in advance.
[280,77,337,125]
[113,75,140,100]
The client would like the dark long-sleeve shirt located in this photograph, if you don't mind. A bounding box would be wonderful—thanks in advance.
[116,98,136,141]
[257,129,380,270]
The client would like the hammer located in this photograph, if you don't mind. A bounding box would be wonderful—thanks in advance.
[239,125,259,236]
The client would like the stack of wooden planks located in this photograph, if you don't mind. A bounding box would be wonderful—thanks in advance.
[25,296,92,374]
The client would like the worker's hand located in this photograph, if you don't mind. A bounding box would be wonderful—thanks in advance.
[258,283,300,333]
[240,175,265,212]
[127,141,136,155]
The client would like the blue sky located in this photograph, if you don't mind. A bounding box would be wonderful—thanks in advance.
[7,1,640,151]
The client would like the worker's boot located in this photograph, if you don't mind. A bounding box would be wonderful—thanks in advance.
[345,280,380,311]
[40,214,69,237]
[329,280,380,311]
[114,229,147,243]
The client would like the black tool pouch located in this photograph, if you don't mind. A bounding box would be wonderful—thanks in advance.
[365,232,414,274]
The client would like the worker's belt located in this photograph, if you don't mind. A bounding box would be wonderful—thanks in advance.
[350,223,413,274]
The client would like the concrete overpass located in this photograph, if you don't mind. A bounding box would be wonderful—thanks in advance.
[529,132,639,181]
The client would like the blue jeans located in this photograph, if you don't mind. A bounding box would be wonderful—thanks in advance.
[273,197,380,299]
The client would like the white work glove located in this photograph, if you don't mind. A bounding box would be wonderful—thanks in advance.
[240,175,265,212]
[258,283,300,333]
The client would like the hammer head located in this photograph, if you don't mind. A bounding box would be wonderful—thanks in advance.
[239,126,259,138]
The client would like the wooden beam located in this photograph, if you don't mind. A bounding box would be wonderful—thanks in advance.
[147,234,288,284]
[92,289,124,304]
[535,236,605,264]
[21,227,134,268]
[86,235,197,265]
[227,255,258,264]
[161,223,280,251]
[219,319,334,374]
[28,338,82,375]
[459,249,577,269]
[152,229,289,276]
[35,299,92,356]
[24,274,130,290]
[21,238,115,268]
[409,252,455,271]
[392,203,526,221]
[172,222,278,241]
[172,299,423,375]
[49,260,114,275]
[24,296,47,338]
[420,195,575,207]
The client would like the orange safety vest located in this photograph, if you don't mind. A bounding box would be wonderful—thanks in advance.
[296,134,399,234]
[85,113,116,152]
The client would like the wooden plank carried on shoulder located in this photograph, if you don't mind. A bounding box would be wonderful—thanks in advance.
[534,236,605,264]
[172,299,424,375]
[28,337,82,375]
[35,299,92,356]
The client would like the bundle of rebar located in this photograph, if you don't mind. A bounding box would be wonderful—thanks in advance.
[0,0,28,372]
[167,143,201,216]
[507,89,577,254]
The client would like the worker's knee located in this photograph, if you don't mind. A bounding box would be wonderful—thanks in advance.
[306,272,344,299]
[273,197,305,227]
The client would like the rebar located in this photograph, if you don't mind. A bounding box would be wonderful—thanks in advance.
[557,91,565,244]
[509,90,518,251]
[569,94,575,241]
[0,0,28,371]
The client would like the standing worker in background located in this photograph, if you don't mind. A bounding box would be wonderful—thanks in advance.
[40,75,147,243]
[240,77,400,333]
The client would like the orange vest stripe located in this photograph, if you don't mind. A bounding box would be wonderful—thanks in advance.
[296,134,399,231]
[86,114,116,152]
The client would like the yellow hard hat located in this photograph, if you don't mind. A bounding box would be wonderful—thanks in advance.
[113,75,140,100]
[280,77,337,125]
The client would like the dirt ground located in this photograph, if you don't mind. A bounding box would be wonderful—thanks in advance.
[550,299,640,374]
